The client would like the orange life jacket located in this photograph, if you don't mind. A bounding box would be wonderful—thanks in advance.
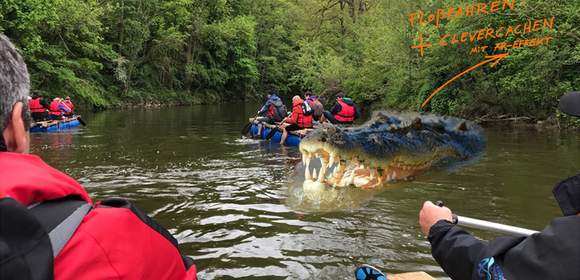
[63,100,74,114]
[334,99,355,123]
[49,100,62,116]
[288,99,313,128]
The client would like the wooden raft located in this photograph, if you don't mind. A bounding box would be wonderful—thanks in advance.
[390,272,436,280]
[260,123,312,138]
[32,120,59,128]
[32,116,77,128]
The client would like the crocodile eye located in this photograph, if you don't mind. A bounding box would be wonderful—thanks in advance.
[321,137,327,142]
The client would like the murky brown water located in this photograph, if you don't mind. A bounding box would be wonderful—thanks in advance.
[30,104,580,279]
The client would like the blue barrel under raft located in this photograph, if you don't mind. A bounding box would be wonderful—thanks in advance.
[31,117,82,133]
[249,123,302,147]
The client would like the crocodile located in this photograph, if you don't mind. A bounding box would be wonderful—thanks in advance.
[299,112,485,189]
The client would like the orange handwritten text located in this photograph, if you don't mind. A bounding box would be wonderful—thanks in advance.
[438,17,554,47]
[411,17,555,56]
[493,36,553,51]
[408,0,517,28]
[420,53,509,109]
[411,33,433,57]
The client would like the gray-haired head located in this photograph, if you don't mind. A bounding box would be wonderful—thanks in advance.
[0,34,31,149]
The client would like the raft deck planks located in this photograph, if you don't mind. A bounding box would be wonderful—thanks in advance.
[390,272,436,280]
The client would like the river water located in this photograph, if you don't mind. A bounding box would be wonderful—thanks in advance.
[31,104,580,279]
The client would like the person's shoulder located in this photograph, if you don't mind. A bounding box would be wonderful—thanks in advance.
[57,207,188,279]
[547,215,580,230]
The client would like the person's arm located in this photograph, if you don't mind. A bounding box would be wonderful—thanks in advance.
[285,107,298,124]
[428,220,488,280]
[330,103,341,114]
[420,201,487,280]
[59,103,71,113]
[257,102,269,116]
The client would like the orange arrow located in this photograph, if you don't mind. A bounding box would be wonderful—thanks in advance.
[420,53,509,109]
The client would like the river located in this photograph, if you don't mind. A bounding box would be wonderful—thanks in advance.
[30,104,580,279]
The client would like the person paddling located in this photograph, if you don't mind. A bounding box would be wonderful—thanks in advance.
[28,91,49,121]
[47,97,71,120]
[63,96,74,117]
[322,91,359,125]
[253,90,287,136]
[304,90,324,122]
[418,91,580,280]
[279,95,313,145]
[0,34,197,280]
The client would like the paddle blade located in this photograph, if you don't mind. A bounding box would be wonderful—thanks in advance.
[241,122,252,135]
[77,116,87,126]
[265,127,278,140]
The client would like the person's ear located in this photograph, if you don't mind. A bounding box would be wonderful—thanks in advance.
[2,102,30,153]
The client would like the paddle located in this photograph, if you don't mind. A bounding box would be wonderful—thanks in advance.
[435,201,538,236]
[241,122,252,135]
[241,115,258,135]
[265,118,287,140]
[77,116,87,126]
[265,125,279,140]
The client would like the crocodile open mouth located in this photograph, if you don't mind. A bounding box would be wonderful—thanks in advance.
[297,112,485,189]
[300,144,432,189]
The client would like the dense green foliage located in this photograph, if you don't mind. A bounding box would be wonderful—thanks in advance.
[1,0,578,118]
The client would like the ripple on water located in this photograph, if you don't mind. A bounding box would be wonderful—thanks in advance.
[32,108,579,279]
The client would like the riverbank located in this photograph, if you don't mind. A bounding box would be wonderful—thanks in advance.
[79,90,580,129]
[116,89,227,108]
[475,114,580,130]
[80,89,259,110]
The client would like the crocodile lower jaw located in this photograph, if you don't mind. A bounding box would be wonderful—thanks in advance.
[300,147,431,189]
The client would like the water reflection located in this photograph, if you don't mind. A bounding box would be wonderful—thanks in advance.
[286,165,378,212]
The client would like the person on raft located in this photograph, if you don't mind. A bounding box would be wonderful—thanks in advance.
[48,97,72,120]
[304,90,324,122]
[419,92,580,280]
[0,34,198,280]
[322,91,360,125]
[278,95,314,145]
[62,96,74,117]
[254,90,287,136]
[28,91,49,121]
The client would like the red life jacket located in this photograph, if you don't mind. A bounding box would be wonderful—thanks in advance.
[49,100,62,116]
[29,98,46,113]
[267,104,276,119]
[0,152,197,280]
[334,99,355,123]
[306,96,317,105]
[63,100,74,114]
[289,99,313,128]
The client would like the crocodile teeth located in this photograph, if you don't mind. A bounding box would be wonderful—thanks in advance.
[318,158,328,183]
[305,157,312,180]
[328,155,336,169]
[313,168,318,180]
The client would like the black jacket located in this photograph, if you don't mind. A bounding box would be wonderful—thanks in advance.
[429,174,580,280]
